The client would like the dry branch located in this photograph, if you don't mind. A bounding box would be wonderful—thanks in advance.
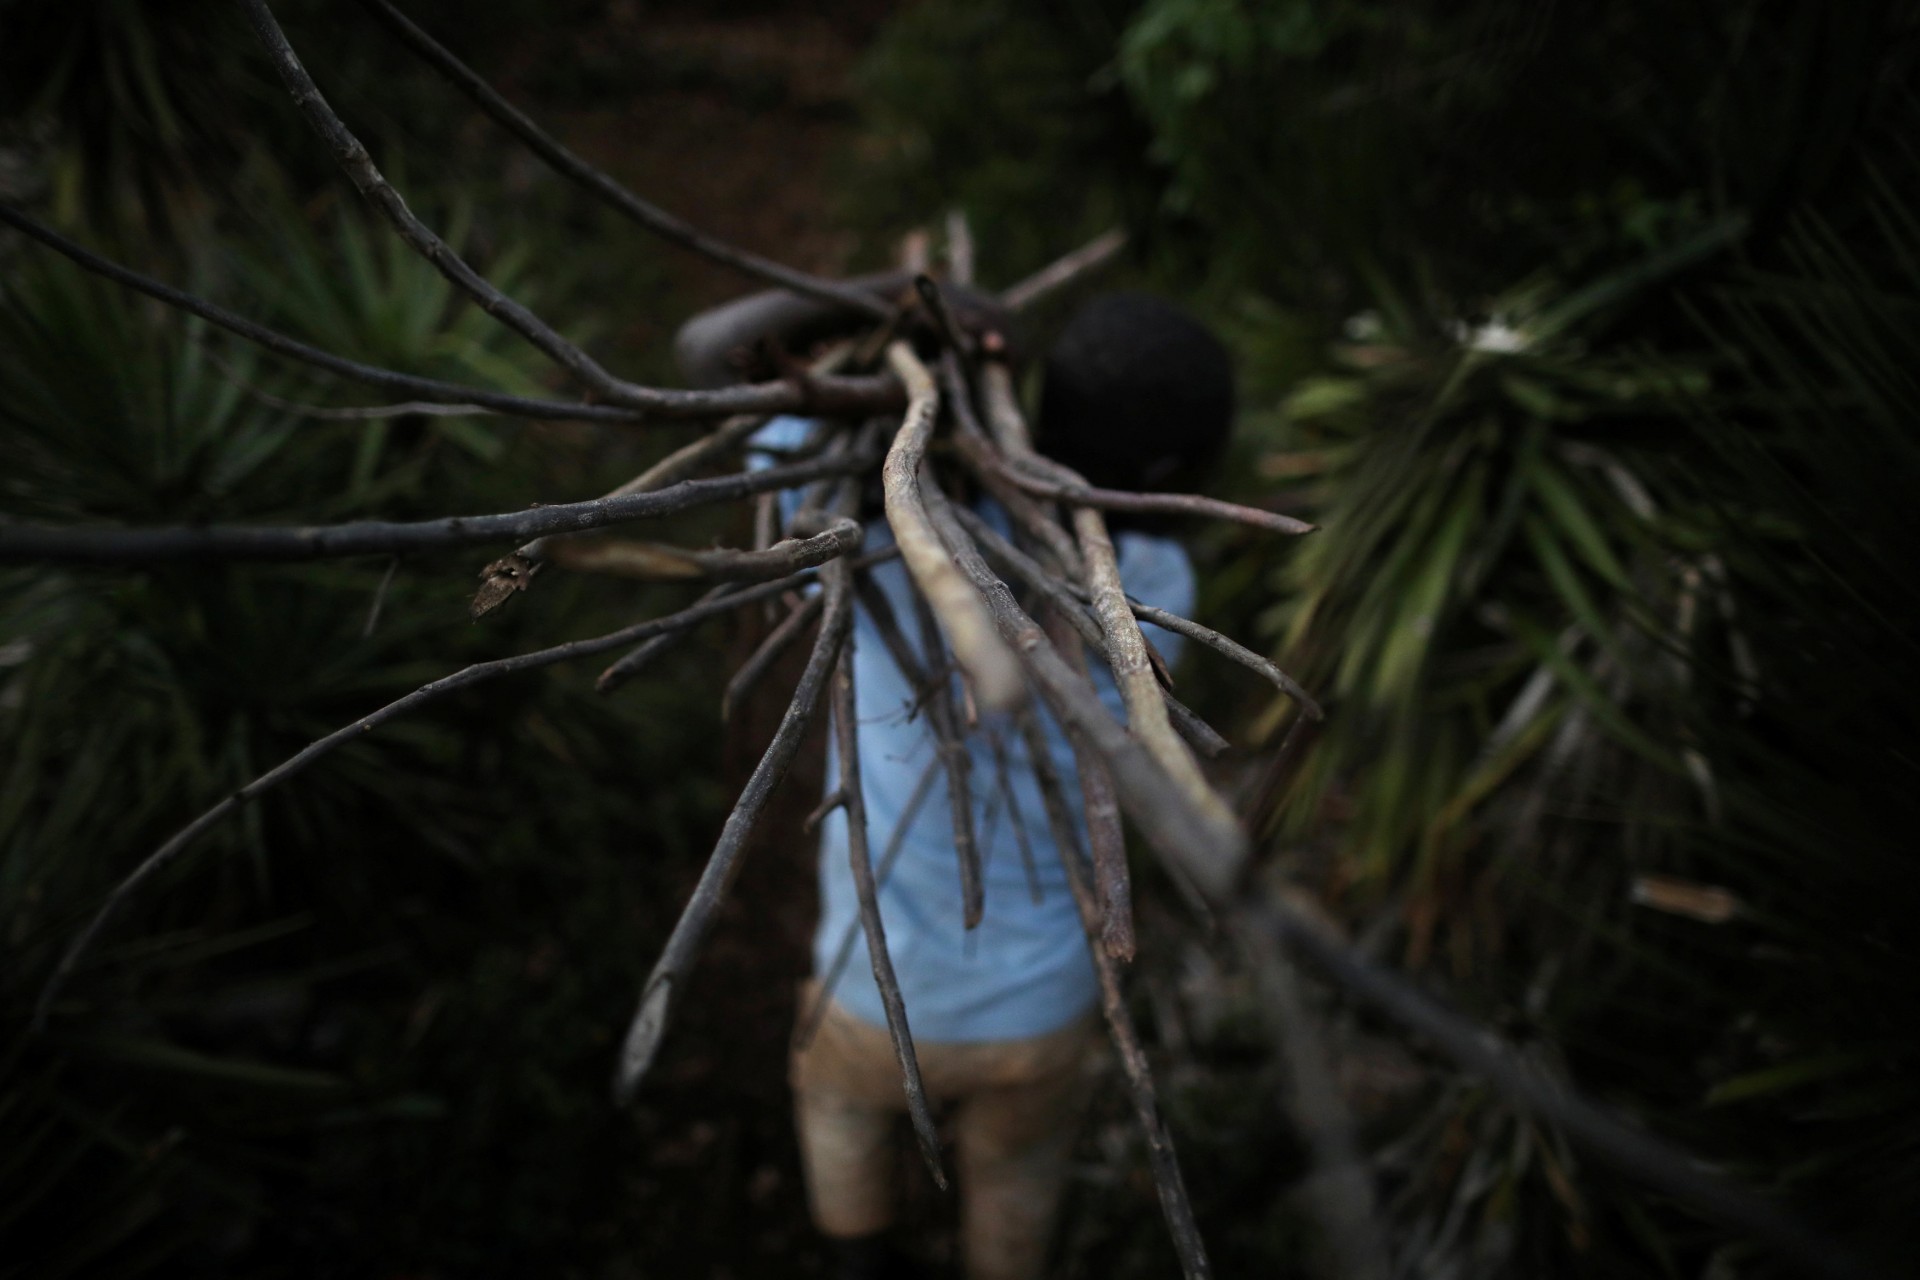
[1018,711,1211,1280]
[0,452,870,566]
[595,583,734,695]
[852,574,983,929]
[941,355,1086,580]
[985,727,1044,906]
[543,518,861,583]
[359,0,891,321]
[918,481,1249,900]
[1046,611,1134,964]
[881,343,1024,711]
[0,205,902,423]
[1002,452,1317,536]
[1071,501,1240,865]
[612,562,854,1104]
[1127,602,1323,719]
[239,0,628,399]
[1236,914,1387,1280]
[796,757,942,1048]
[1000,228,1128,312]
[721,593,823,720]
[828,564,948,1188]
[949,503,1231,761]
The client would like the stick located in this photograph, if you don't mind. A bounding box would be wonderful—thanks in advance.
[0,450,870,566]
[1127,602,1323,720]
[1001,453,1317,537]
[1017,711,1211,1279]
[1046,611,1134,963]
[543,518,861,582]
[595,583,734,695]
[476,413,776,615]
[0,205,897,424]
[795,758,941,1049]
[944,209,975,287]
[919,484,1249,901]
[940,355,1085,580]
[907,589,985,927]
[1071,500,1240,869]
[721,593,823,721]
[948,503,1230,762]
[238,0,632,401]
[985,727,1043,906]
[32,570,824,1032]
[358,0,891,322]
[611,564,854,1104]
[828,566,948,1187]
[1000,228,1128,312]
[881,342,1024,711]
[852,573,983,929]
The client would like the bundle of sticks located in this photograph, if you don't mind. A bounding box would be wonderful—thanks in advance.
[2,4,1867,1277]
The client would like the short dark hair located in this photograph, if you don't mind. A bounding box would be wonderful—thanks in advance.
[1036,292,1235,494]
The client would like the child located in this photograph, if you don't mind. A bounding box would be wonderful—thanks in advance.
[679,290,1235,1280]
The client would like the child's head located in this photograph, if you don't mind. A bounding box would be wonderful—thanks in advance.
[1036,293,1235,494]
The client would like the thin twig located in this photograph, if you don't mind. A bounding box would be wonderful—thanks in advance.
[210,345,490,420]
[919,482,1249,900]
[543,518,861,582]
[595,583,733,695]
[1018,710,1211,1279]
[941,354,1085,580]
[881,342,1024,711]
[852,572,983,929]
[611,563,854,1104]
[359,0,891,321]
[948,502,1230,762]
[1001,452,1317,536]
[361,556,400,637]
[944,209,975,287]
[1046,611,1133,963]
[238,0,626,399]
[1128,602,1324,720]
[722,593,823,721]
[473,416,772,617]
[796,758,942,1049]
[33,570,825,1032]
[1000,228,1127,312]
[985,727,1043,906]
[479,347,853,618]
[0,205,901,423]
[828,562,948,1187]
[0,450,871,565]
[907,587,985,927]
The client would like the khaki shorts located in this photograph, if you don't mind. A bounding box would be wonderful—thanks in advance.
[790,980,1101,1280]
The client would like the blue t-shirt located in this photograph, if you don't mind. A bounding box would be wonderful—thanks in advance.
[751,418,1194,1042]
